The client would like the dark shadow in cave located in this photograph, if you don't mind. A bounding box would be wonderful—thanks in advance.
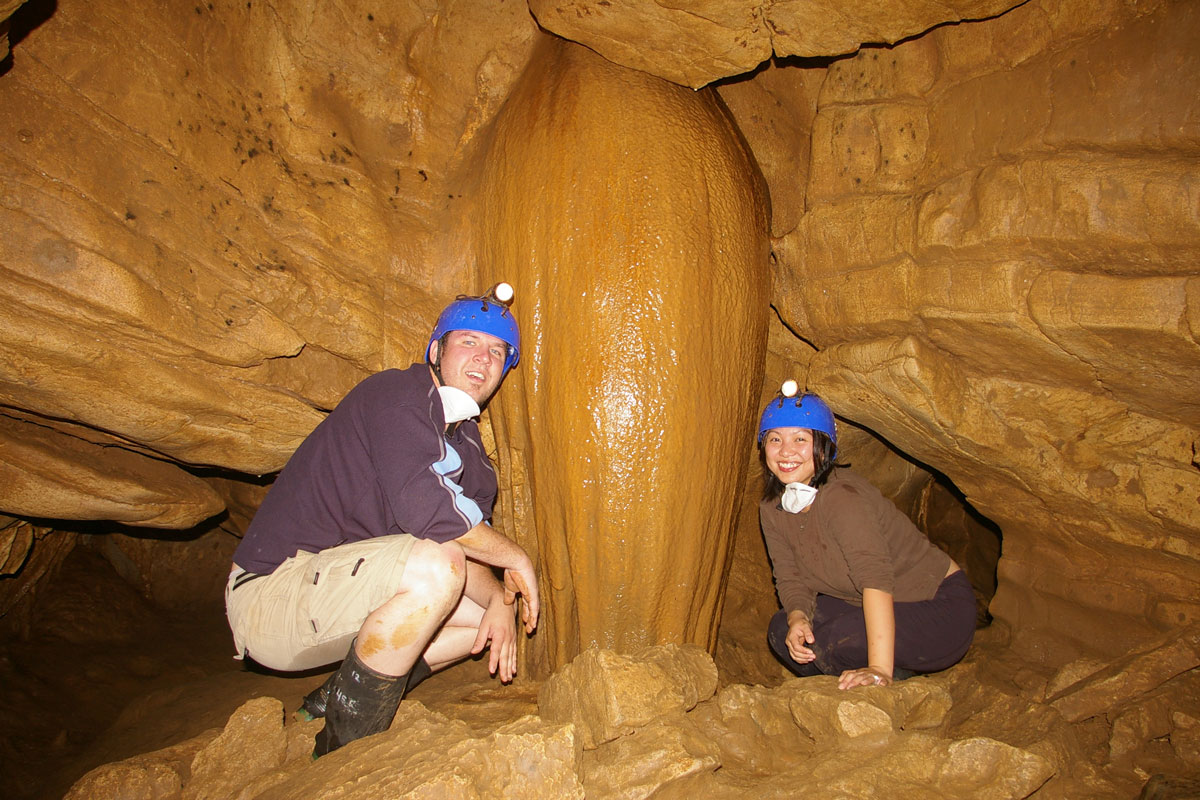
[0,0,57,77]
[0,504,253,799]
[0,541,240,800]
[853,418,1003,628]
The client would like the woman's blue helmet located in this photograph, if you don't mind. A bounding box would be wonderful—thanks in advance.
[758,380,837,446]
[427,282,521,375]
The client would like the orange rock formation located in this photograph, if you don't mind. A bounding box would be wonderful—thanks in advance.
[475,38,769,672]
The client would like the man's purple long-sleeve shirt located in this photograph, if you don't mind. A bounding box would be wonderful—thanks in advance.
[233,365,497,575]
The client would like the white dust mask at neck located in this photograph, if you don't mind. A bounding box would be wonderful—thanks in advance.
[437,385,480,425]
[781,482,818,513]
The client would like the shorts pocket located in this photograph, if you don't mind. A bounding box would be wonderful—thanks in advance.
[298,557,373,648]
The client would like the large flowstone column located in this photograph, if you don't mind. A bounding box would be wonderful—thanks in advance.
[475,37,770,675]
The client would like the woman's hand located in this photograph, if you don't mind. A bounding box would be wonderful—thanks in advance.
[838,666,892,690]
[854,588,896,690]
[785,610,816,663]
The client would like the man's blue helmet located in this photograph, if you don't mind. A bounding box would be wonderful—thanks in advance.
[758,380,837,446]
[427,282,521,375]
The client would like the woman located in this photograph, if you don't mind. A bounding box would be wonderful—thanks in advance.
[758,381,975,689]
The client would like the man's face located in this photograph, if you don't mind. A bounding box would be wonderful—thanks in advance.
[432,329,507,404]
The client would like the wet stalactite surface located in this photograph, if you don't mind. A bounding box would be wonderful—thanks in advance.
[477,37,770,675]
[0,0,1198,797]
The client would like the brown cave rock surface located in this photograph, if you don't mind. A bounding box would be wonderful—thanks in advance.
[1,0,1198,797]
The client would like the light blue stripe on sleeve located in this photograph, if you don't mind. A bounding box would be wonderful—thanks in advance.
[432,441,484,528]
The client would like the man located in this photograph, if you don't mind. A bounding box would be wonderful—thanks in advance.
[225,283,539,756]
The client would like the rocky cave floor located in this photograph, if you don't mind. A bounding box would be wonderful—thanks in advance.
[3,545,1199,800]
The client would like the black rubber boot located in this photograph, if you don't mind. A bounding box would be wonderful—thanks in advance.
[312,644,409,758]
[296,670,337,722]
[300,656,432,722]
[404,656,433,694]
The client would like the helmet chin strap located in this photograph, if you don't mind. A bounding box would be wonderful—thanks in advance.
[429,334,448,385]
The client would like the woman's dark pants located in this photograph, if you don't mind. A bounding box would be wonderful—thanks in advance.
[767,571,976,677]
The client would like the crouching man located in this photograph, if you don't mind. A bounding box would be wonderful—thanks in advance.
[225,283,538,757]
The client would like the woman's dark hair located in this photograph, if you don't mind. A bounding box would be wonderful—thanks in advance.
[760,429,844,499]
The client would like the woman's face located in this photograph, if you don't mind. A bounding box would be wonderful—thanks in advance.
[762,427,816,486]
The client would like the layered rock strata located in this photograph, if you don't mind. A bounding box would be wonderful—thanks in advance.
[763,0,1200,660]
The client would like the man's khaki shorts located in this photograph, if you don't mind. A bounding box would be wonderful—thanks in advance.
[225,534,417,672]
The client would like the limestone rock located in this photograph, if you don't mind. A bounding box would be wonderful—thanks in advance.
[653,730,1055,799]
[31,545,160,644]
[255,702,583,800]
[538,644,720,749]
[941,657,1090,784]
[1047,625,1200,722]
[183,697,288,800]
[789,733,1052,799]
[90,527,238,610]
[708,437,788,687]
[0,516,31,576]
[1089,665,1200,766]
[529,0,770,90]
[62,701,314,800]
[1,9,1199,798]
[461,715,585,799]
[1043,657,1108,701]
[63,729,219,800]
[685,682,816,774]
[771,0,1022,61]
[1110,696,1173,762]
[583,715,720,800]
[0,0,536,516]
[0,0,23,62]
[1139,774,1200,799]
[0,412,222,528]
[1171,711,1200,767]
[932,736,1055,798]
[715,64,824,239]
[0,521,70,634]
[528,0,1022,89]
[769,0,1200,661]
[66,760,183,800]
[785,676,953,746]
[480,36,769,673]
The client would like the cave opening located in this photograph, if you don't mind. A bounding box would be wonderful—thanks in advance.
[840,420,1003,631]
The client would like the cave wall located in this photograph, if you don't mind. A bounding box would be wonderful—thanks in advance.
[0,0,540,614]
[1,0,1197,675]
[0,0,539,508]
[762,0,1200,661]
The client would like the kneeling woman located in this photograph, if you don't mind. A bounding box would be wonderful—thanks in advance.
[758,382,975,689]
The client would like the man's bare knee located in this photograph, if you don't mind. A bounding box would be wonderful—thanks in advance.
[399,538,466,603]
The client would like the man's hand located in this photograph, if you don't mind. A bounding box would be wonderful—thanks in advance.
[455,523,540,634]
[471,594,519,682]
[503,561,539,634]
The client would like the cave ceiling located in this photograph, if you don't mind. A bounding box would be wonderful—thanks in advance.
[528,0,1023,88]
